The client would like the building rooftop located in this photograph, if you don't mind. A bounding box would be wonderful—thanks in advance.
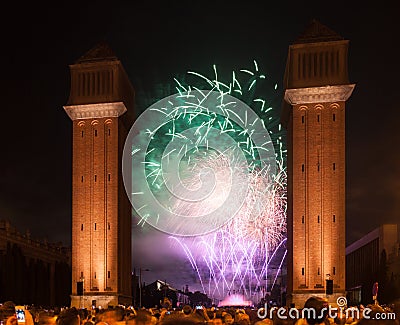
[293,19,344,44]
[75,41,118,63]
[346,224,399,255]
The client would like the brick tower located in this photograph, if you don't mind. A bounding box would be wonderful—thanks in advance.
[64,42,134,308]
[281,21,355,307]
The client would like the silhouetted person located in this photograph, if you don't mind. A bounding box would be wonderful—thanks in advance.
[297,297,329,325]
[221,312,233,325]
[160,318,204,325]
[182,305,193,317]
[0,301,16,325]
[372,282,379,305]
[56,308,79,325]
[127,310,156,325]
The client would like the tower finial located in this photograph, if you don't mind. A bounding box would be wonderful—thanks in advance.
[294,20,343,44]
[76,41,117,63]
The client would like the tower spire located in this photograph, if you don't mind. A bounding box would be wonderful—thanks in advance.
[294,19,343,44]
[76,41,117,63]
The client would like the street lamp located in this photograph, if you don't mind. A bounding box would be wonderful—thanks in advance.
[139,268,150,308]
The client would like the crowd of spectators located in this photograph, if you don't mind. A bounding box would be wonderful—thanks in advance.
[0,297,399,325]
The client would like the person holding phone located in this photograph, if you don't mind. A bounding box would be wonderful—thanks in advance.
[0,301,17,325]
[14,306,25,324]
[194,306,211,323]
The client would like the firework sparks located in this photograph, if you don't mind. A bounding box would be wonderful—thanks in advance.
[170,150,286,300]
[166,62,287,301]
[123,60,287,302]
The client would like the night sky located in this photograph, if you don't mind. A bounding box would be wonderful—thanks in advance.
[1,1,399,290]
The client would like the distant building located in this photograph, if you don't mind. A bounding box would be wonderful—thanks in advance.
[176,285,191,307]
[0,219,71,306]
[346,224,400,305]
[142,280,178,308]
[141,281,210,308]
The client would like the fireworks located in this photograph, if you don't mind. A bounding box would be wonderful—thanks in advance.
[166,62,287,301]
[169,150,286,300]
[123,60,287,302]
